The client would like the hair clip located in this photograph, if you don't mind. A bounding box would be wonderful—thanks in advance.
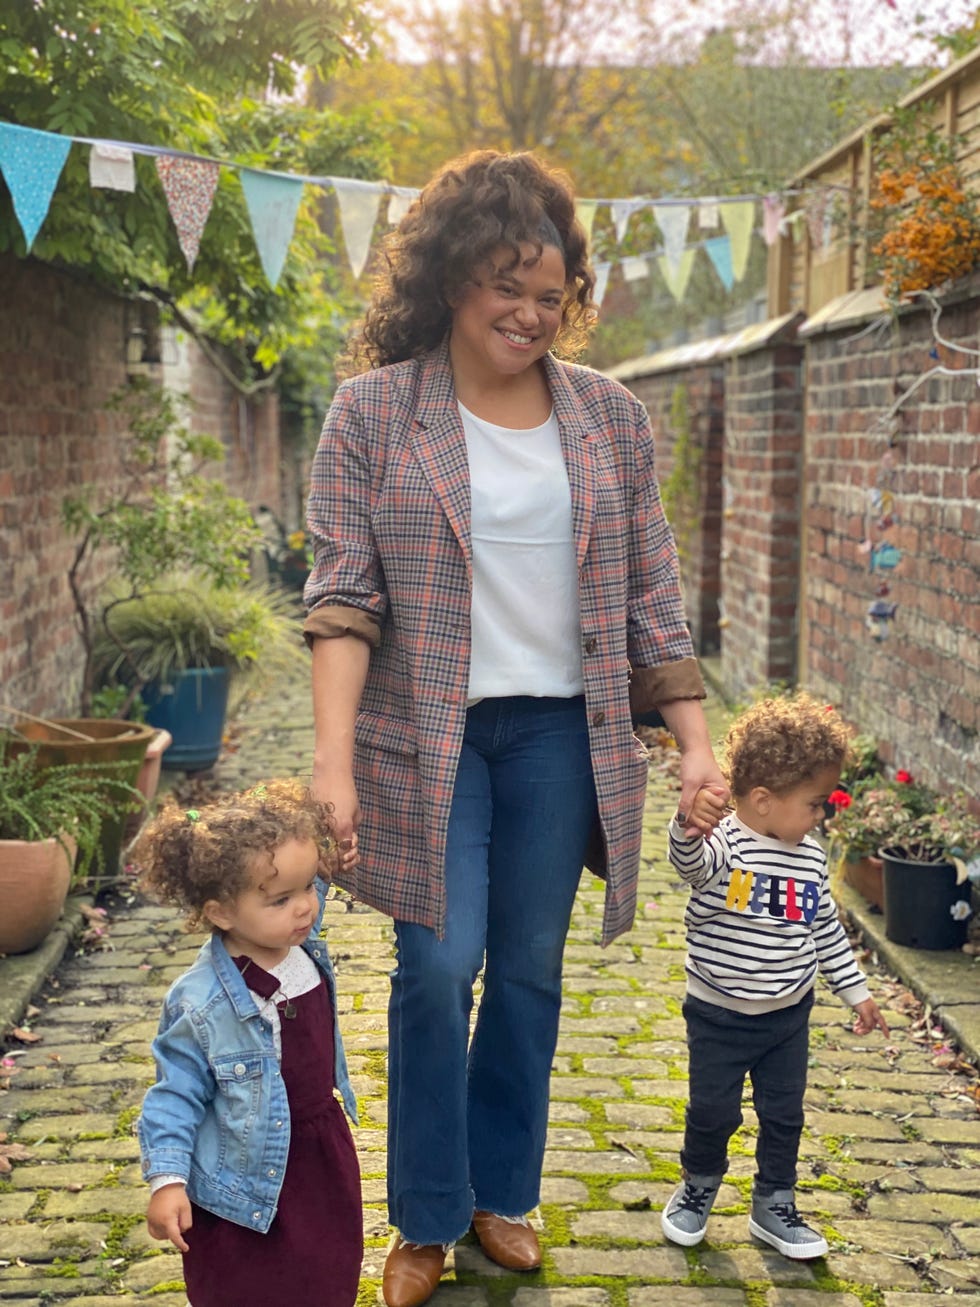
[186,809,201,822]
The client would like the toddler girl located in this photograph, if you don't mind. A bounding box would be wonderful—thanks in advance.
[136,779,363,1307]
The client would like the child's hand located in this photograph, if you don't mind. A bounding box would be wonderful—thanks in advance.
[678,784,729,838]
[147,1183,193,1252]
[852,997,890,1037]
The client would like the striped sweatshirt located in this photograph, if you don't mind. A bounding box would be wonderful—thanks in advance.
[667,813,870,1015]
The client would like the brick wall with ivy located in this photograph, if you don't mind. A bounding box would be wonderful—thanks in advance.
[618,361,724,658]
[0,255,287,717]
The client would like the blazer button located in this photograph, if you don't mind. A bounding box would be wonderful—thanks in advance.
[584,637,598,654]
[592,710,606,726]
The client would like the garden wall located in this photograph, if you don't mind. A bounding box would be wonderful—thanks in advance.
[615,293,979,798]
[0,254,287,717]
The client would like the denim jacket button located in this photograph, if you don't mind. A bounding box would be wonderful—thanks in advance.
[233,1062,246,1076]
[252,1211,262,1222]
[275,1120,284,1128]
[267,1168,276,1177]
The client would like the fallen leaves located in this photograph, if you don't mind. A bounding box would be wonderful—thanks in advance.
[0,1131,32,1174]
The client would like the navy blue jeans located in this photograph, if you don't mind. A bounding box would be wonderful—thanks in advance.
[681,989,814,1194]
[386,695,598,1245]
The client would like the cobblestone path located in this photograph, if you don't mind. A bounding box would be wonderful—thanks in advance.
[2,681,979,1305]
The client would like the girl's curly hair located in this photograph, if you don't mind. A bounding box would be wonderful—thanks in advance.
[725,692,853,798]
[343,149,596,373]
[135,779,335,931]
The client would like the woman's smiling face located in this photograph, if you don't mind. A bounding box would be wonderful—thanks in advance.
[448,242,567,382]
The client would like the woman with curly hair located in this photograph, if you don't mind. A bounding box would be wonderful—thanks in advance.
[663,694,889,1259]
[303,149,727,1307]
[136,781,362,1307]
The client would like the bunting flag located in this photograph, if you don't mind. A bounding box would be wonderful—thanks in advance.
[387,188,417,227]
[787,209,807,241]
[698,199,719,230]
[653,202,691,276]
[658,247,696,303]
[593,262,611,308]
[804,191,828,249]
[0,122,72,251]
[704,235,734,291]
[330,176,383,279]
[239,168,304,288]
[719,199,755,281]
[155,155,220,271]
[575,198,598,241]
[762,193,786,246]
[621,254,650,283]
[89,142,135,192]
[611,198,645,245]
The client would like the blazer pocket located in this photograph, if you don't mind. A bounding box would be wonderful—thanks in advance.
[354,710,418,756]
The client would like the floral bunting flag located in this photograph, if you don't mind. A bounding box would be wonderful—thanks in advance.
[652,202,691,276]
[762,193,785,246]
[330,177,383,280]
[89,143,135,192]
[698,199,719,229]
[704,235,734,291]
[239,168,305,288]
[657,247,696,303]
[719,199,754,281]
[804,190,828,249]
[0,121,72,251]
[155,155,220,272]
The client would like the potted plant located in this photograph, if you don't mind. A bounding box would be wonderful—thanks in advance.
[826,773,932,911]
[92,575,307,771]
[829,774,980,950]
[0,740,142,953]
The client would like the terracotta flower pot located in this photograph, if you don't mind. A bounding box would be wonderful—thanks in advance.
[123,728,173,846]
[843,854,884,912]
[0,835,77,955]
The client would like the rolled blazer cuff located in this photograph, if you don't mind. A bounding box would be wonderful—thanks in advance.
[629,658,706,714]
[303,604,381,650]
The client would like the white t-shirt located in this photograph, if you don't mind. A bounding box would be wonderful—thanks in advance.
[459,402,584,701]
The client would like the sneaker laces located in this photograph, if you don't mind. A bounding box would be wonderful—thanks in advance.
[676,1184,714,1216]
[767,1201,807,1229]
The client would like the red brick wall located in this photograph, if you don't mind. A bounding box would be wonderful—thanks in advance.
[0,256,289,717]
[722,342,805,702]
[620,363,724,656]
[801,294,980,791]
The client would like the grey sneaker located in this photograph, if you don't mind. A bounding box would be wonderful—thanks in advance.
[749,1188,829,1259]
[661,1173,723,1246]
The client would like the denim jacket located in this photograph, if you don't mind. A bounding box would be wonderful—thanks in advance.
[137,882,357,1233]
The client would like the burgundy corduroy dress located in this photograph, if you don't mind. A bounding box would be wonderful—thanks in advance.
[182,958,363,1307]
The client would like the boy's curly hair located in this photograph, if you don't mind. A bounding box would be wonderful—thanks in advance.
[725,692,853,798]
[135,778,334,931]
[344,149,596,373]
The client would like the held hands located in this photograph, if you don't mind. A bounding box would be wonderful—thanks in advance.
[677,782,730,839]
[852,997,890,1038]
[147,1182,192,1252]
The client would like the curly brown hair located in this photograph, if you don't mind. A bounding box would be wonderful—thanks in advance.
[135,779,335,931]
[344,149,596,372]
[725,692,853,798]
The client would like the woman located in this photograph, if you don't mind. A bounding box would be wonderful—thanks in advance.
[304,150,727,1307]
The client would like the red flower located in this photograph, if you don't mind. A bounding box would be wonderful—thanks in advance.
[828,790,852,809]
[895,769,913,784]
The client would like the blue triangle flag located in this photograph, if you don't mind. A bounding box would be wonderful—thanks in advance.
[704,235,734,291]
[0,122,72,251]
[239,168,305,287]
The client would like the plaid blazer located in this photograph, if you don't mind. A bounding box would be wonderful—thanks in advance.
[305,339,703,945]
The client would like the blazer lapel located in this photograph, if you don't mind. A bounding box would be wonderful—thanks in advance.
[411,341,473,571]
[544,354,598,570]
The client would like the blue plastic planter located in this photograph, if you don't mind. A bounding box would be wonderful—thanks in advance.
[143,667,230,772]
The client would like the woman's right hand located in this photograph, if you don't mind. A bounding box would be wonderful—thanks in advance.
[311,766,361,875]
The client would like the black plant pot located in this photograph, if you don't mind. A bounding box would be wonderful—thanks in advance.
[880,846,972,950]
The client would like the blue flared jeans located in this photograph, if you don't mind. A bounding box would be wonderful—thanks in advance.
[386,695,598,1245]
